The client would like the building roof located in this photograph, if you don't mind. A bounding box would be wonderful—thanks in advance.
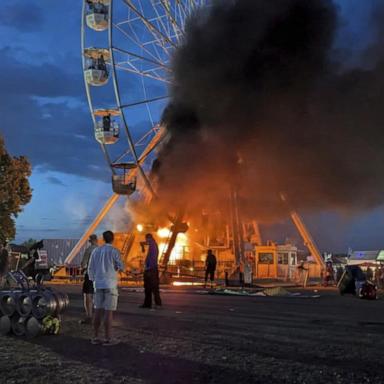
[348,250,384,265]
[41,239,87,266]
[349,250,380,261]
[324,254,348,264]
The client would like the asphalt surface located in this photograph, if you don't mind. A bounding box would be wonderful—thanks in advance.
[1,285,384,383]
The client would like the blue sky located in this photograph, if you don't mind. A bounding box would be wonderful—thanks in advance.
[1,0,383,252]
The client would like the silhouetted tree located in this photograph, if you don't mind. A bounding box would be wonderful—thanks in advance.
[21,238,39,249]
[0,135,32,242]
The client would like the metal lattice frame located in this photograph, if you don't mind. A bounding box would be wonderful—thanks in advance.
[81,0,208,197]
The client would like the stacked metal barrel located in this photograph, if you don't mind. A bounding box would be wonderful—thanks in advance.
[0,287,69,338]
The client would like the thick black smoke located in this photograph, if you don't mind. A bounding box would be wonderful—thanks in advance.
[155,0,384,220]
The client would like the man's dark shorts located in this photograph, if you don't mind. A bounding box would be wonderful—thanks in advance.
[82,273,94,294]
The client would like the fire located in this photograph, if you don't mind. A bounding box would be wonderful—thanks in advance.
[157,227,189,263]
[157,227,171,238]
[136,224,144,232]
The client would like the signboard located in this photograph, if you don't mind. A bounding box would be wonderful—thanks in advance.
[35,250,49,269]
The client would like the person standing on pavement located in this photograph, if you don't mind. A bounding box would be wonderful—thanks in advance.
[366,266,374,281]
[297,260,309,288]
[0,242,9,288]
[88,230,124,346]
[80,234,98,324]
[204,249,217,288]
[139,233,162,309]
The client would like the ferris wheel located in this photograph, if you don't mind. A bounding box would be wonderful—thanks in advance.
[81,0,208,199]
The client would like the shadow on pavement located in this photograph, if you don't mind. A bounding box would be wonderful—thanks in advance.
[27,334,258,384]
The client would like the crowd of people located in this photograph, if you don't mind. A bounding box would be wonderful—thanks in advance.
[321,261,384,288]
[373,265,384,289]
[80,229,219,346]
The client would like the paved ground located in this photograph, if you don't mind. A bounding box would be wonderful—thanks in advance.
[1,285,384,383]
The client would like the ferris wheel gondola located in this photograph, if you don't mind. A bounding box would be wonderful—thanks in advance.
[83,48,110,86]
[85,0,110,31]
[81,0,208,198]
[93,109,120,144]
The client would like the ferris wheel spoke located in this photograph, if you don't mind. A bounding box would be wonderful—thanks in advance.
[112,46,170,71]
[138,1,173,42]
[189,0,202,11]
[113,63,171,83]
[112,148,134,164]
[101,144,117,174]
[112,125,162,164]
[140,77,155,127]
[126,19,171,63]
[120,95,170,109]
[136,126,159,146]
[113,22,168,65]
[159,0,184,42]
[175,0,188,20]
[123,0,177,50]
[147,42,169,66]
[141,1,181,42]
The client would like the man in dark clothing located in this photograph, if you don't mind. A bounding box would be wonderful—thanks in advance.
[0,242,9,288]
[204,249,217,288]
[80,234,98,324]
[140,233,162,309]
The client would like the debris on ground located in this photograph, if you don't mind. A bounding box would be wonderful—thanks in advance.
[207,287,321,298]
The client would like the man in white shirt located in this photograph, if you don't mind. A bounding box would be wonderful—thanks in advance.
[88,230,124,346]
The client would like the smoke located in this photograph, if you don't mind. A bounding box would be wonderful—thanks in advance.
[154,0,384,221]
[364,1,384,65]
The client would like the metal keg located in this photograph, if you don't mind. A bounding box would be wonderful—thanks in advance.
[53,291,69,313]
[0,292,17,316]
[11,314,28,336]
[32,291,58,319]
[0,315,11,335]
[25,316,42,338]
[16,292,33,316]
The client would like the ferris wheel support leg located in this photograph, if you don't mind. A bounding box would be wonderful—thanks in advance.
[64,193,120,265]
[280,193,325,271]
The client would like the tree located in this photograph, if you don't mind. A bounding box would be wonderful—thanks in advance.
[0,135,32,243]
[21,238,39,249]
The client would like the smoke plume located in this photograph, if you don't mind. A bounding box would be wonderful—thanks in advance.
[154,0,384,221]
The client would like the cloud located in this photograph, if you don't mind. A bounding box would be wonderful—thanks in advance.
[0,4,44,32]
[0,45,159,183]
[0,47,108,181]
[46,176,66,186]
[0,47,83,98]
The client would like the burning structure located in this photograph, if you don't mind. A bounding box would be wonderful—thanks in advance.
[70,0,384,282]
